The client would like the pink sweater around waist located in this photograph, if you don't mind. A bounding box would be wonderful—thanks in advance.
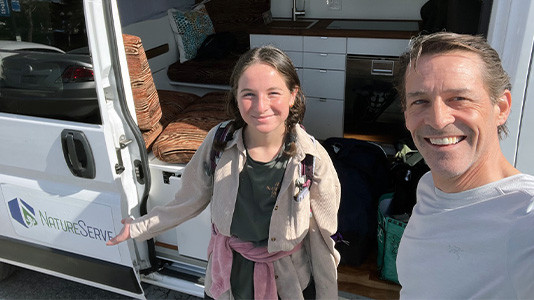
[207,224,303,299]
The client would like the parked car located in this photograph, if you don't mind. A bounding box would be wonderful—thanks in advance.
[0,41,99,123]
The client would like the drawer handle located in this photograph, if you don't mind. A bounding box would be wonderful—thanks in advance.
[320,53,328,57]
[320,37,328,39]
[319,69,327,73]
[319,98,327,102]
[371,60,395,76]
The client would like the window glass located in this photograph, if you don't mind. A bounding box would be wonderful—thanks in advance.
[0,0,100,124]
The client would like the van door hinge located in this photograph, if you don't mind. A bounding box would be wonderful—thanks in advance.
[114,135,132,175]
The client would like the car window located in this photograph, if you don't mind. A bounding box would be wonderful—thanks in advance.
[0,0,101,124]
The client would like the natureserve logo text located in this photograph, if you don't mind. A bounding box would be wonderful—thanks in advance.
[8,198,115,242]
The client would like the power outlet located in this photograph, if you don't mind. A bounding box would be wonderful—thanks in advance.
[327,0,342,10]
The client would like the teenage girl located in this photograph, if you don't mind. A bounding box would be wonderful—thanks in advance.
[107,46,341,299]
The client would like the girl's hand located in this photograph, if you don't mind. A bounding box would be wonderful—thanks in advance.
[106,218,132,246]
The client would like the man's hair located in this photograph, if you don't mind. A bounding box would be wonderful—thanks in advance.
[396,32,511,138]
[226,46,306,154]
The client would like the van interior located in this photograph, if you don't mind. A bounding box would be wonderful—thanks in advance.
[115,0,491,298]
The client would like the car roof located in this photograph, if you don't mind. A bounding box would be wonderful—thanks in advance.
[0,41,65,53]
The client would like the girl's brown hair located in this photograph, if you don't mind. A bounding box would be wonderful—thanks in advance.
[223,45,306,154]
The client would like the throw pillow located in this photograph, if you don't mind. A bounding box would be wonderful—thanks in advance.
[168,5,215,63]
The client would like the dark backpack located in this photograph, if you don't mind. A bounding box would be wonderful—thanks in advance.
[323,137,391,266]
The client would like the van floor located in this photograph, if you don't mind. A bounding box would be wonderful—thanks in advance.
[338,253,401,299]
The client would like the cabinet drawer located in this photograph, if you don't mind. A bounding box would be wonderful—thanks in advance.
[303,52,345,70]
[347,38,409,56]
[250,34,303,51]
[302,97,344,140]
[303,36,346,54]
[302,69,345,99]
[286,51,303,68]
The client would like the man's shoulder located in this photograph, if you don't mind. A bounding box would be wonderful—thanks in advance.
[501,173,534,195]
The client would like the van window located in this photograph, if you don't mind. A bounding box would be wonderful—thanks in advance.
[0,0,101,124]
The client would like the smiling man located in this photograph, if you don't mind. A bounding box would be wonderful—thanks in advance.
[395,32,534,299]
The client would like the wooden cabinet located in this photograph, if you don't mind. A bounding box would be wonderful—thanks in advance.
[250,34,346,140]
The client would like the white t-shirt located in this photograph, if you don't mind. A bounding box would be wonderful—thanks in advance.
[397,172,534,299]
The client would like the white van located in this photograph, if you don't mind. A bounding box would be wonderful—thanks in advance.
[1,0,533,299]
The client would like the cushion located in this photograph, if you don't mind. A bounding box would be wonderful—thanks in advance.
[182,91,228,113]
[168,4,215,63]
[142,121,163,151]
[152,110,228,163]
[123,34,162,130]
[157,89,199,127]
[167,53,240,85]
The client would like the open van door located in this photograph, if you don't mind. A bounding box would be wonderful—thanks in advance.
[0,0,148,297]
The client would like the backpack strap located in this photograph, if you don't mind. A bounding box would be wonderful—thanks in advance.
[207,122,316,191]
[300,154,315,189]
[205,120,235,177]
[301,133,316,189]
[294,134,316,202]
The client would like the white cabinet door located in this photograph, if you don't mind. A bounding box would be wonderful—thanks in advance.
[303,52,346,70]
[302,69,345,99]
[303,36,347,54]
[303,97,344,140]
[250,34,303,51]
[286,51,304,68]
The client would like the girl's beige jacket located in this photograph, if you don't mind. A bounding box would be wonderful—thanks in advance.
[130,124,341,299]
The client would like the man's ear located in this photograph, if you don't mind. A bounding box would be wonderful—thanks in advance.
[496,89,512,126]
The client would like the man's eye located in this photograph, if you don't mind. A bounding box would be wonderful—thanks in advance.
[452,96,467,101]
[409,99,428,106]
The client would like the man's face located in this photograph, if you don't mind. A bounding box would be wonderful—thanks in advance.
[403,51,509,189]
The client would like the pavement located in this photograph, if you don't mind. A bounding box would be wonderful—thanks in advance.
[0,266,201,299]
[0,265,369,299]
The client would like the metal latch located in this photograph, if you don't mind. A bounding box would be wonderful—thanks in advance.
[163,171,182,184]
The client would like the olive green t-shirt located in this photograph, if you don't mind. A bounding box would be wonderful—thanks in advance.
[229,147,289,299]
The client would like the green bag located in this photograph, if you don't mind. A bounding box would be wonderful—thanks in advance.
[377,193,407,284]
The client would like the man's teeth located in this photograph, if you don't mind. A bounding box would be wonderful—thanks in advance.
[429,137,460,145]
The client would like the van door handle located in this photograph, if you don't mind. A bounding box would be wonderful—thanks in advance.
[61,129,96,179]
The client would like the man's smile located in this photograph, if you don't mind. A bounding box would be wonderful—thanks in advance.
[426,136,466,146]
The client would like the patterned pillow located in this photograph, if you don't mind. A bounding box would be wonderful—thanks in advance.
[168,5,215,63]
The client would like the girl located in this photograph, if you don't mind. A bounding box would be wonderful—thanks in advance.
[107,46,340,299]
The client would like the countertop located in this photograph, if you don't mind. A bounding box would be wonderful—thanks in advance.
[249,19,420,39]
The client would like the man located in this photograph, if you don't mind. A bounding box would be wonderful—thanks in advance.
[396,32,534,298]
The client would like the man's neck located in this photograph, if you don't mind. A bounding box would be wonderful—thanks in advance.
[433,153,520,193]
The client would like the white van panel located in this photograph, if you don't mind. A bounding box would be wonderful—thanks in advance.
[487,0,534,168]
[1,183,121,263]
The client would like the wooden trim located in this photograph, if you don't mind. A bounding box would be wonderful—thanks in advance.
[155,241,179,251]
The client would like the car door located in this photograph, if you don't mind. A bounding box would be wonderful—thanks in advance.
[0,0,147,297]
